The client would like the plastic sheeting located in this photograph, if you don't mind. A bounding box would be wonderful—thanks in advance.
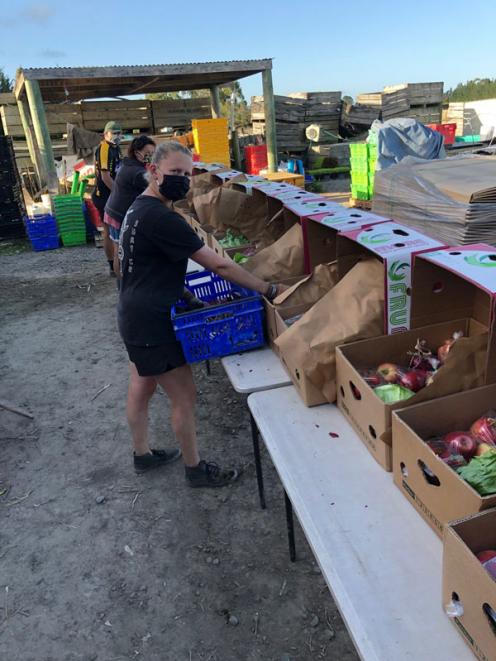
[372,154,496,246]
[369,118,446,171]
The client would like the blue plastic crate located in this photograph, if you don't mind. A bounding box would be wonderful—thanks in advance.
[30,235,60,251]
[172,271,264,362]
[25,215,58,239]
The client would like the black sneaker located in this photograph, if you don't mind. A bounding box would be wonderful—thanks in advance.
[185,460,239,488]
[134,448,182,473]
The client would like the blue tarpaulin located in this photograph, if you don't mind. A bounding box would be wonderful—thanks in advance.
[369,118,446,171]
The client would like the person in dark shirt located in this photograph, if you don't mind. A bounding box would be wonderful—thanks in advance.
[105,134,155,277]
[118,141,285,487]
[91,121,122,275]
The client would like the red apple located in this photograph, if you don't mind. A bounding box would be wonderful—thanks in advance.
[400,370,428,392]
[475,443,496,457]
[477,550,496,564]
[470,416,496,445]
[377,363,399,383]
[443,431,478,460]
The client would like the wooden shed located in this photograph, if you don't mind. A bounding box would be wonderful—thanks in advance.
[13,59,278,191]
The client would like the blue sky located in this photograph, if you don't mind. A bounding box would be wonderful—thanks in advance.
[0,0,494,101]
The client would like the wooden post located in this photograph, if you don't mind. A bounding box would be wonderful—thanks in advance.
[16,94,42,181]
[231,129,242,170]
[262,69,278,172]
[210,85,221,119]
[25,78,58,192]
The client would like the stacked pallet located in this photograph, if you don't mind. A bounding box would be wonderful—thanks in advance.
[384,82,443,124]
[442,103,466,137]
[341,103,381,126]
[344,82,444,129]
[251,92,341,152]
[357,87,410,120]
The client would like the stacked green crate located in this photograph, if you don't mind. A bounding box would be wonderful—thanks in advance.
[350,143,377,200]
[53,194,87,247]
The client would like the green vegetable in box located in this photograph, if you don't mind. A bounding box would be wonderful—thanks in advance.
[457,451,496,496]
[219,229,249,248]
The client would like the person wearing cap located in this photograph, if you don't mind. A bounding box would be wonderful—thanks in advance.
[92,121,122,275]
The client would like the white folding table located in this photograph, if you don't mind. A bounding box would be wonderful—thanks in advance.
[221,347,291,394]
[221,347,292,508]
[248,386,472,661]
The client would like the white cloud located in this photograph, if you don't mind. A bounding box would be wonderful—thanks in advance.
[21,3,56,23]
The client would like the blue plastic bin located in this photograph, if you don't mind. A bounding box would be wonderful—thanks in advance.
[172,271,264,362]
[25,214,60,251]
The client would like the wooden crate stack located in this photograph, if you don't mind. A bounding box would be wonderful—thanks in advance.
[344,81,443,129]
[251,91,341,152]
[442,103,465,136]
[384,82,443,124]
[357,87,410,120]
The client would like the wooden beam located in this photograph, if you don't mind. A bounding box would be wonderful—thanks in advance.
[25,79,58,192]
[262,69,278,173]
[210,85,221,119]
[16,94,42,180]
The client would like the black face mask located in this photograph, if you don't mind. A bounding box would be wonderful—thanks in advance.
[158,174,190,201]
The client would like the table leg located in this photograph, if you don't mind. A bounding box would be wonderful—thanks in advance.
[205,360,211,376]
[250,412,266,510]
[284,490,296,562]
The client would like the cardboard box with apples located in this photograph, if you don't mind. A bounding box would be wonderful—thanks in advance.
[443,509,496,661]
[393,384,496,536]
[336,244,496,471]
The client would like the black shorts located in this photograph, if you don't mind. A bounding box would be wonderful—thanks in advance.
[125,341,186,377]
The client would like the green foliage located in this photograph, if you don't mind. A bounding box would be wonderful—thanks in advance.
[445,78,496,102]
[0,68,13,92]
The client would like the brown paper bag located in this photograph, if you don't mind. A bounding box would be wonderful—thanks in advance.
[243,224,305,281]
[193,187,270,245]
[405,332,488,405]
[275,259,385,403]
[274,262,338,308]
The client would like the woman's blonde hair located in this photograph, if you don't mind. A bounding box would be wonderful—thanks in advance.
[144,140,192,182]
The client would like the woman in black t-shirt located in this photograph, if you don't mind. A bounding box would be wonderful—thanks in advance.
[118,141,285,488]
[105,135,156,277]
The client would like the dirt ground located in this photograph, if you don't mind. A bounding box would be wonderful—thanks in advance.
[0,242,359,661]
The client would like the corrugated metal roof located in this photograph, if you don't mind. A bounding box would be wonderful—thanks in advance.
[21,58,272,74]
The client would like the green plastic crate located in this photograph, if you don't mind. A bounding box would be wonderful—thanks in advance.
[349,143,368,159]
[351,172,370,186]
[351,183,370,200]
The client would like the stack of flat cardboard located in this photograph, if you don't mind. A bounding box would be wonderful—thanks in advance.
[373,155,496,245]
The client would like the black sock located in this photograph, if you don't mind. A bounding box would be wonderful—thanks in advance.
[108,260,113,270]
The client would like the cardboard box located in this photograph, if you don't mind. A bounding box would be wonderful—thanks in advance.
[412,245,496,380]
[393,385,496,536]
[252,182,303,222]
[190,218,212,248]
[337,221,445,334]
[302,210,388,272]
[210,169,243,185]
[443,510,496,661]
[336,318,488,471]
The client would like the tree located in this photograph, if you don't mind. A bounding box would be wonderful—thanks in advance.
[0,68,13,92]
[445,78,496,102]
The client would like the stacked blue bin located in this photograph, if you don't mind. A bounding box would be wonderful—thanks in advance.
[25,214,60,251]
